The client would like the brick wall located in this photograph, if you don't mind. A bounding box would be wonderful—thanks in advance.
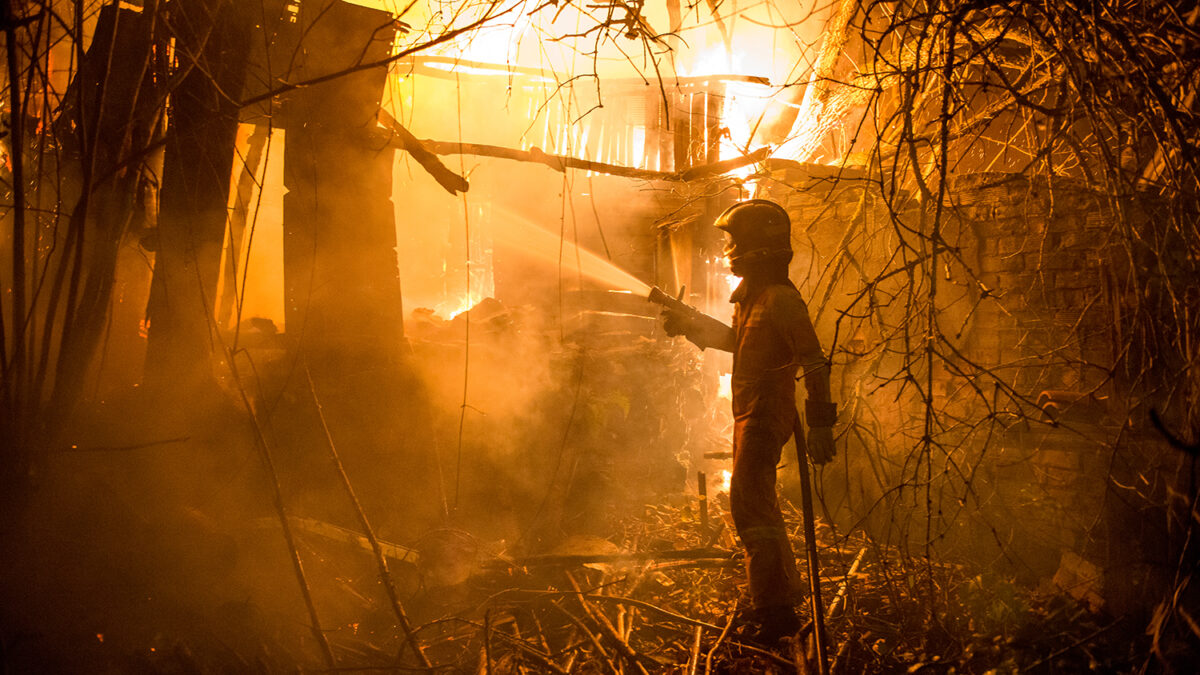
[755,163,1160,592]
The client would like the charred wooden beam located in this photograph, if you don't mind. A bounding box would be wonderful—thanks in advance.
[673,93,691,171]
[45,4,162,422]
[146,0,251,396]
[395,56,769,88]
[252,515,419,565]
[378,109,469,195]
[397,135,769,183]
[281,0,405,357]
[705,90,722,165]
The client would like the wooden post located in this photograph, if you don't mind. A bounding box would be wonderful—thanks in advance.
[643,86,660,171]
[145,0,252,395]
[280,0,404,359]
[706,88,723,165]
[690,89,706,168]
[673,91,691,172]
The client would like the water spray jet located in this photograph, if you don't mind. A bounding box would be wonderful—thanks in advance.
[492,206,652,297]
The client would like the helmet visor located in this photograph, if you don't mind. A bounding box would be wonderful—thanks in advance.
[723,232,787,264]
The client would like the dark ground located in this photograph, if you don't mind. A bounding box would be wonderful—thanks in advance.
[0,459,1167,674]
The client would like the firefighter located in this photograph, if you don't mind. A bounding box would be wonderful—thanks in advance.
[661,199,836,644]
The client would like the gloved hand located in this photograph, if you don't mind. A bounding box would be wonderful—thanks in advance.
[659,308,734,351]
[807,426,836,464]
[660,307,690,338]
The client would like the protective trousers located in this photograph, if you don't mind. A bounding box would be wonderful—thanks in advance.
[730,418,801,611]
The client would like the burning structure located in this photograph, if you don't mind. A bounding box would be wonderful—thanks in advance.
[1,0,1198,672]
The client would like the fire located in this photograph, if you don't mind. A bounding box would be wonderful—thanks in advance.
[439,295,483,320]
[718,373,732,400]
[679,45,733,78]
[719,469,732,493]
[680,45,776,171]
[720,79,774,154]
[723,272,741,296]
[728,164,760,198]
[450,10,535,65]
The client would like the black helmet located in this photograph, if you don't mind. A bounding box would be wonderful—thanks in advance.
[715,199,792,265]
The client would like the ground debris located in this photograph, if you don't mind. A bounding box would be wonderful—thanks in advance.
[2,490,1153,673]
[273,494,1148,674]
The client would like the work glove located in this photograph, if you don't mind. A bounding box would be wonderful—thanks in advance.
[659,308,734,351]
[807,426,836,464]
[660,307,691,338]
[805,399,838,464]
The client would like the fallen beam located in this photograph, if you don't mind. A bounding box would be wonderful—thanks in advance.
[378,109,470,195]
[391,130,770,183]
[392,55,770,88]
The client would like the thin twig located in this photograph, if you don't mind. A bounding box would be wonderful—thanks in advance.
[705,598,738,675]
[228,358,334,667]
[304,364,431,669]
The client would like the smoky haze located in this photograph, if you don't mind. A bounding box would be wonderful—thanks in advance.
[3,0,1197,672]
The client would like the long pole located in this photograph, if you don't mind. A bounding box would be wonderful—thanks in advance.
[793,417,829,675]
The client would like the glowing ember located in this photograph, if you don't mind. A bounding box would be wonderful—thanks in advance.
[719,470,732,493]
[718,373,732,400]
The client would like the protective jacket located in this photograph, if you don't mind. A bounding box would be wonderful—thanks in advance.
[731,280,827,428]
